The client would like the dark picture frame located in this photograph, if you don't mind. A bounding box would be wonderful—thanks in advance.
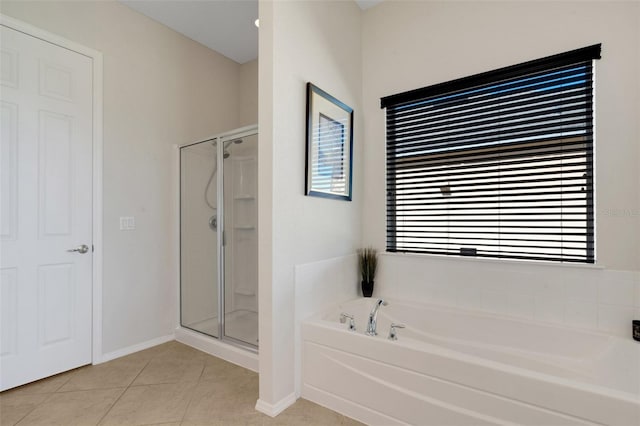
[305,82,353,201]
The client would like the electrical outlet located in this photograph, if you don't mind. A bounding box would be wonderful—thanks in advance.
[119,216,135,230]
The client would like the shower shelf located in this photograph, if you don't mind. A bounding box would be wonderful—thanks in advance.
[234,225,255,230]
[234,195,255,200]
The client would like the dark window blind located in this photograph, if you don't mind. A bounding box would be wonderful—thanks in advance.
[382,45,600,263]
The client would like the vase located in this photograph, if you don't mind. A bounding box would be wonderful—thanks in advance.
[361,280,374,298]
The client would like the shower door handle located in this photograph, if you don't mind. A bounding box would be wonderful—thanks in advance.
[209,215,217,231]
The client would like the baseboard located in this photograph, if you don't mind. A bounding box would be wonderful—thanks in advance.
[97,334,175,364]
[255,392,297,417]
[175,327,258,372]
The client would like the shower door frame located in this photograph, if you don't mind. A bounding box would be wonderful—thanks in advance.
[179,124,258,353]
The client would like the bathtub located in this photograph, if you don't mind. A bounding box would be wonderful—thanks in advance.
[301,298,640,425]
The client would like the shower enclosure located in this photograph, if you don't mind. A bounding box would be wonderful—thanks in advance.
[180,125,258,351]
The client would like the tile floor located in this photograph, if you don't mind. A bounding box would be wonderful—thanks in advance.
[0,341,362,426]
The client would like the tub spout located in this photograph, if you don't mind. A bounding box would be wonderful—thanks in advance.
[366,299,388,336]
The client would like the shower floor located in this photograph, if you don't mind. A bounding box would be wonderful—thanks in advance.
[185,309,258,347]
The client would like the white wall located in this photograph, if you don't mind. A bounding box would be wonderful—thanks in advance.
[362,0,640,270]
[0,1,244,356]
[361,1,640,335]
[239,59,259,126]
[258,0,363,413]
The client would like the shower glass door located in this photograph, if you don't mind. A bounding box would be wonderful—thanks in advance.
[180,139,220,338]
[180,125,258,350]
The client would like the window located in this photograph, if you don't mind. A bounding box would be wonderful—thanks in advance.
[382,45,601,263]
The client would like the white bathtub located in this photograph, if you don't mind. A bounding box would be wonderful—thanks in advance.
[301,298,640,425]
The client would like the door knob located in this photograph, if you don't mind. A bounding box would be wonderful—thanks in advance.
[67,244,89,254]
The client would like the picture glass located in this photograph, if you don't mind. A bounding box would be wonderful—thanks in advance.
[306,83,353,200]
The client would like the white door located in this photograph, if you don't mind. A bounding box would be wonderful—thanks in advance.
[0,24,93,391]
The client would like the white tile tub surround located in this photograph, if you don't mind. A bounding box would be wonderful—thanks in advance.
[293,254,359,396]
[301,298,640,426]
[375,253,640,338]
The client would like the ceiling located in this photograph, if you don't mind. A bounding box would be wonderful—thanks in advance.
[120,0,383,65]
[355,0,384,10]
[120,0,259,64]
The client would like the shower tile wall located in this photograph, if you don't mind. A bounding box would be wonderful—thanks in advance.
[224,134,258,345]
[376,254,640,337]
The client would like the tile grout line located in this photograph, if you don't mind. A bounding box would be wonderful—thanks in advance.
[94,342,187,425]
[177,359,207,425]
[7,343,251,426]
[99,343,186,424]
[11,370,76,426]
[93,387,128,426]
[4,343,171,426]
[12,393,52,426]
[52,385,130,394]
[94,357,152,426]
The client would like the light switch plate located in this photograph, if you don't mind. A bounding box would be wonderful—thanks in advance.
[119,216,135,230]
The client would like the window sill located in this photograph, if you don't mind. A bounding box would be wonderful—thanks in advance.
[383,251,606,270]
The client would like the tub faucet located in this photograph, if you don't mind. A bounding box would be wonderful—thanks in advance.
[366,299,388,336]
[340,313,356,331]
[388,323,405,341]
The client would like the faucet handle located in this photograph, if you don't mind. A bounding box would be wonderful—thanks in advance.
[388,323,405,341]
[340,313,356,331]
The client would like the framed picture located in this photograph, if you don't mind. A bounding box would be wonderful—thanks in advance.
[305,82,353,201]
